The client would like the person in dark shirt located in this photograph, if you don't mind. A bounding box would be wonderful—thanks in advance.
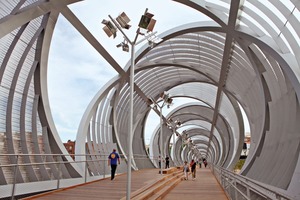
[158,155,161,168]
[190,159,197,180]
[165,155,170,168]
[108,149,120,180]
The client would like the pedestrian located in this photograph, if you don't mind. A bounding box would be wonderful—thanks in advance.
[165,155,170,168]
[199,159,202,168]
[158,155,161,168]
[108,148,120,180]
[203,159,207,168]
[190,159,197,180]
[183,161,189,180]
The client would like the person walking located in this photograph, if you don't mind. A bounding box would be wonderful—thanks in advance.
[108,149,120,180]
[199,159,202,168]
[183,161,189,180]
[190,159,197,180]
[158,155,161,168]
[165,155,170,168]
[203,159,207,168]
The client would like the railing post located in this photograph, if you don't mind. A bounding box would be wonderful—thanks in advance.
[246,179,250,199]
[103,157,106,178]
[11,155,19,200]
[220,169,224,187]
[84,157,88,183]
[234,176,237,200]
[57,157,61,189]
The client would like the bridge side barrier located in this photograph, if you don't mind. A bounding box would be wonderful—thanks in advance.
[211,165,296,200]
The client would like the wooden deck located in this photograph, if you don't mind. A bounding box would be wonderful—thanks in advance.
[164,167,228,200]
[22,167,228,200]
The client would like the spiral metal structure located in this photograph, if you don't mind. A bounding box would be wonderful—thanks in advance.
[1,0,300,198]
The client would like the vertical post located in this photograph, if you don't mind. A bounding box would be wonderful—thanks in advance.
[57,158,61,189]
[126,43,135,200]
[160,105,163,175]
[234,177,237,200]
[246,180,250,199]
[173,130,175,167]
[11,155,18,200]
[84,157,87,183]
[103,156,106,178]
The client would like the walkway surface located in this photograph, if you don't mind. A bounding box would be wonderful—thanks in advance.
[22,167,228,200]
[164,167,228,200]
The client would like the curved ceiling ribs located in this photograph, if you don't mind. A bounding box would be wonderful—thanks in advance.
[1,0,300,198]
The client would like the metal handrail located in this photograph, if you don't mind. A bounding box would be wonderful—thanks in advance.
[0,153,156,200]
[212,165,295,200]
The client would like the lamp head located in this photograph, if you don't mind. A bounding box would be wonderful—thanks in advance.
[116,41,129,52]
[122,43,129,52]
[138,9,156,32]
[116,43,123,48]
[116,12,131,29]
[102,19,117,38]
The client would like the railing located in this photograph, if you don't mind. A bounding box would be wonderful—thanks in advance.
[0,153,156,200]
[211,165,295,200]
[3,154,295,200]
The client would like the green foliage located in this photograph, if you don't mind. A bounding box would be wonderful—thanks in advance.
[234,159,245,171]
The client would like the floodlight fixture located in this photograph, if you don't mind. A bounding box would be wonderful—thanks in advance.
[167,97,173,104]
[175,120,182,127]
[148,34,163,44]
[122,43,129,52]
[146,33,163,49]
[116,40,129,52]
[162,92,173,108]
[102,19,117,38]
[182,130,189,139]
[116,43,123,48]
[116,12,131,29]
[148,41,155,49]
[160,91,169,101]
[138,10,156,32]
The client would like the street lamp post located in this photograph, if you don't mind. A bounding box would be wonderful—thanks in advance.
[167,119,182,166]
[102,9,160,200]
[150,92,173,174]
[159,104,164,173]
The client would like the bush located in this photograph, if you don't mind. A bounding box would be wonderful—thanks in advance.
[234,159,245,172]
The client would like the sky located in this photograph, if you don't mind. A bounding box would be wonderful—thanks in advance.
[48,0,208,143]
[47,0,250,144]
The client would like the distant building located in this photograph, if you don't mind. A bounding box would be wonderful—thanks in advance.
[245,133,251,144]
[63,140,75,160]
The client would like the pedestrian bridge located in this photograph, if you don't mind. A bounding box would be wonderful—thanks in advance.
[1,0,300,200]
[18,167,286,200]
[0,158,294,200]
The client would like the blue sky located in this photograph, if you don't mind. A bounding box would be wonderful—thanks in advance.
[47,0,250,144]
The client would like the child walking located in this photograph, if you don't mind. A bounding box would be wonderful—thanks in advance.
[183,161,189,180]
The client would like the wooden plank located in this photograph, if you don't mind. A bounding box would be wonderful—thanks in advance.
[21,167,228,200]
[21,169,164,200]
[163,167,228,200]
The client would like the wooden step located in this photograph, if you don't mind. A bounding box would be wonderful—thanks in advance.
[148,175,184,200]
[130,170,184,200]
